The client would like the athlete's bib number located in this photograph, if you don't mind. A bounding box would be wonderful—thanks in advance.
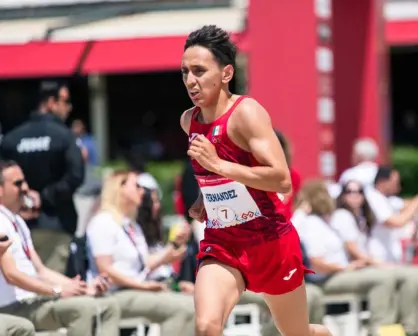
[217,206,235,224]
[198,178,262,229]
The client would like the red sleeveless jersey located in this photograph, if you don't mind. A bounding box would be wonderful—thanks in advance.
[189,96,292,246]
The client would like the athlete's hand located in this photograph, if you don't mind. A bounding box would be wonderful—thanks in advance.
[188,135,221,173]
[189,193,206,223]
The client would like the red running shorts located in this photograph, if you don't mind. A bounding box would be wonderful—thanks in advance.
[196,225,313,295]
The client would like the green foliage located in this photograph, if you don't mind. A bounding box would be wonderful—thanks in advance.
[392,146,418,197]
[146,161,185,214]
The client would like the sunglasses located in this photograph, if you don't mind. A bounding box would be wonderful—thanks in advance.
[12,179,26,188]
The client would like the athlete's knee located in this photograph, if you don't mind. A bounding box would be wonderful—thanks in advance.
[195,317,224,336]
[309,324,332,336]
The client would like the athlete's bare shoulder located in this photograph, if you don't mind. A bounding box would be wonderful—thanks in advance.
[180,107,195,135]
[231,97,272,133]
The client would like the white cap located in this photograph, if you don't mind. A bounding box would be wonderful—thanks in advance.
[137,173,162,199]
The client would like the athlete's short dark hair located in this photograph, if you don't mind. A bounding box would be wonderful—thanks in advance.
[184,25,236,69]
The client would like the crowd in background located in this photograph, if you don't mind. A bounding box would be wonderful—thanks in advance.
[1,81,418,336]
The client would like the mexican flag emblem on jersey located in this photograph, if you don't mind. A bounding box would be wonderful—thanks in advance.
[212,125,222,136]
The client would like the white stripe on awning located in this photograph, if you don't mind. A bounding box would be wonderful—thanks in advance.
[0,17,67,44]
[385,1,418,21]
[50,7,245,42]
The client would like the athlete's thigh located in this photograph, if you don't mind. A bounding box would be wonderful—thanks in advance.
[194,258,245,326]
[263,282,310,336]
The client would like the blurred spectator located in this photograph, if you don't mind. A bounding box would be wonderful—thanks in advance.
[0,160,120,336]
[71,119,98,167]
[86,170,194,336]
[298,180,402,334]
[333,181,380,265]
[0,228,36,336]
[365,165,418,263]
[136,177,195,293]
[339,137,379,187]
[291,180,326,233]
[0,81,84,273]
[71,119,102,197]
[332,180,418,334]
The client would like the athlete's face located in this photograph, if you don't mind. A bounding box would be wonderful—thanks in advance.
[181,46,233,107]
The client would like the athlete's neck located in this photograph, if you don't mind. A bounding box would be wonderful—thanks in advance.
[200,91,234,124]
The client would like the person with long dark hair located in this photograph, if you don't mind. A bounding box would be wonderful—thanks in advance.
[332,180,380,265]
[136,177,195,292]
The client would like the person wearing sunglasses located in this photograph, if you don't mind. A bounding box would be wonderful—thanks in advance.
[333,181,380,266]
[333,180,418,336]
[0,160,120,336]
[87,170,194,336]
[0,81,85,274]
[0,231,36,336]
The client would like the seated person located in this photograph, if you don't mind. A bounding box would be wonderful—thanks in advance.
[333,180,418,335]
[0,160,120,336]
[365,165,418,263]
[136,177,196,293]
[87,170,195,336]
[298,180,406,335]
[0,234,36,336]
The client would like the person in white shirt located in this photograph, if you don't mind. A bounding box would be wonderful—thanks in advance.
[298,180,399,334]
[331,181,379,264]
[135,177,196,293]
[365,166,418,263]
[87,170,195,336]
[339,138,379,187]
[0,235,36,336]
[0,160,121,336]
[332,180,418,335]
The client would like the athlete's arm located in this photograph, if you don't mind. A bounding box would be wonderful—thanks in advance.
[189,192,206,222]
[217,99,291,193]
[180,108,206,221]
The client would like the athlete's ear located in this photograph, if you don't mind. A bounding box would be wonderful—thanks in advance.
[222,64,234,84]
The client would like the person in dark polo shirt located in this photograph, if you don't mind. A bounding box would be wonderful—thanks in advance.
[0,82,84,273]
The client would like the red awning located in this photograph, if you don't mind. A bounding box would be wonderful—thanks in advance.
[386,20,418,45]
[81,36,186,74]
[81,33,248,75]
[0,41,87,78]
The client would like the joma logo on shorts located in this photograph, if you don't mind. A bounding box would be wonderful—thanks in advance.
[205,190,237,203]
